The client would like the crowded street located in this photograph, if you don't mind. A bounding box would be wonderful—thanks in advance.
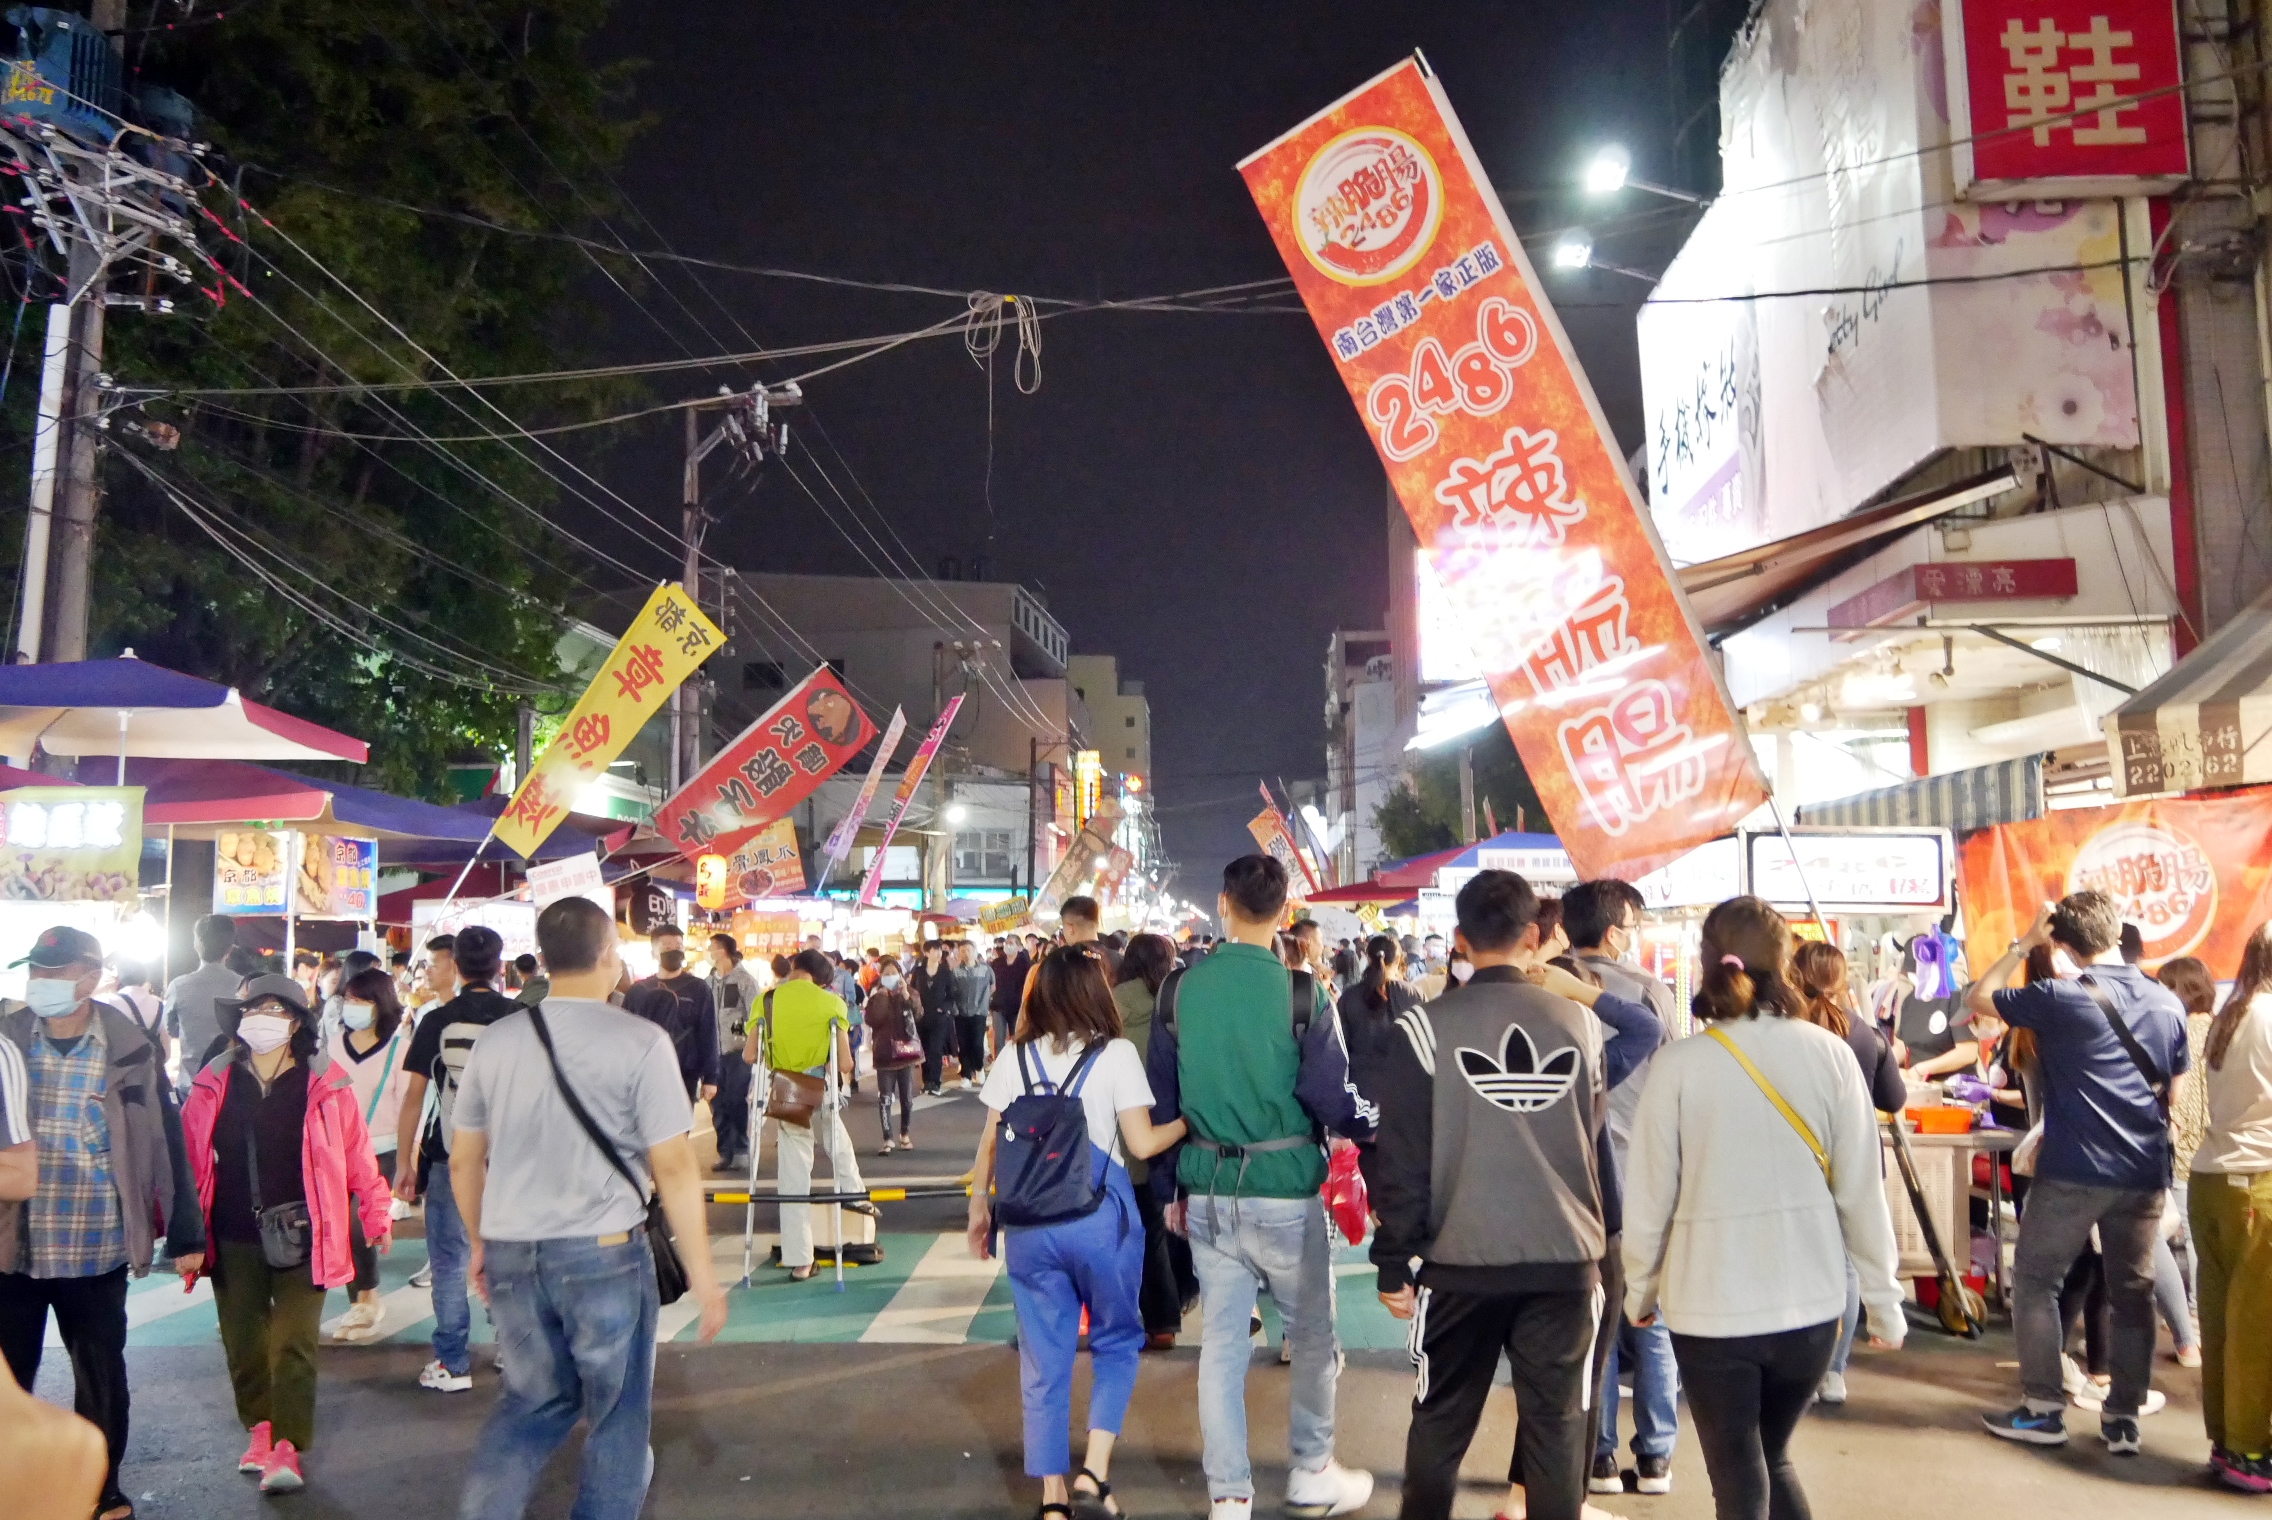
[5,1,2272,1519]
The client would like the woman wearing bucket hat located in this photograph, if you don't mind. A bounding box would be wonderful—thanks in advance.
[182,973,392,1494]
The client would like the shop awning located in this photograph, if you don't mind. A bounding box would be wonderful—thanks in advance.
[1794,755,2045,834]
[0,655,368,764]
[1676,466,2018,640]
[1304,879,1410,904]
[2106,577,2272,795]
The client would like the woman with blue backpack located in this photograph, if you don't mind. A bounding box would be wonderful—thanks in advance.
[966,943,1188,1520]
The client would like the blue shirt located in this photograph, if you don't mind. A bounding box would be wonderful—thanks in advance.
[26,1022,127,1278]
[1992,964,2190,1192]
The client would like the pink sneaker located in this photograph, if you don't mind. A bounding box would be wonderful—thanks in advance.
[238,1420,273,1474]
[260,1439,305,1494]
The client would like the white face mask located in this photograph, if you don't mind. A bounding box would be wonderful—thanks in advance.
[881,973,902,990]
[238,1012,294,1054]
[1449,960,1473,979]
[25,977,81,1019]
[340,1000,376,1032]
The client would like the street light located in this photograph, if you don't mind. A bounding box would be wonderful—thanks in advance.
[1580,142,1710,206]
[1549,226,1658,286]
[945,802,969,824]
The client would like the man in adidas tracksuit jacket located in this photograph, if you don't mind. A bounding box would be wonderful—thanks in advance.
[1369,869,1657,1520]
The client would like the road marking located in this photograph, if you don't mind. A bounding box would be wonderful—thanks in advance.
[858,1231,1001,1344]
[659,1236,771,1340]
[50,1276,213,1347]
[323,1282,434,1342]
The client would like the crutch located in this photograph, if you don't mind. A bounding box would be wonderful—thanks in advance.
[740,1036,770,1289]
[827,1029,846,1293]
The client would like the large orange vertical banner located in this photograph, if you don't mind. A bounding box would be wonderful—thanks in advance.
[1240,56,1766,879]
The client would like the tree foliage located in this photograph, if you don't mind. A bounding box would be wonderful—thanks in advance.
[3,0,652,796]
[1373,722,1547,860]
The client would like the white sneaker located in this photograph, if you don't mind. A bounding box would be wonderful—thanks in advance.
[2070,1383,2165,1416]
[418,1359,473,1392]
[1208,1500,1253,1520]
[1816,1369,1848,1405]
[1285,1460,1373,1518]
[334,1301,387,1344]
[2061,1354,2092,1397]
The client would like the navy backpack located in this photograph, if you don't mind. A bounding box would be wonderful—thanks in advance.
[992,1040,1109,1228]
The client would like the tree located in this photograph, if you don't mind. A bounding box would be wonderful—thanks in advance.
[1373,722,1547,859]
[2,0,652,797]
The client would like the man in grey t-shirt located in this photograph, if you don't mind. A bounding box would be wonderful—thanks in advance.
[160,914,244,1079]
[449,898,726,1520]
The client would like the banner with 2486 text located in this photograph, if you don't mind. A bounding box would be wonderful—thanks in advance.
[1240,56,1767,879]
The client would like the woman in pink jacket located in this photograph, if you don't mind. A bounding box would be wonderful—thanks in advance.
[183,973,391,1494]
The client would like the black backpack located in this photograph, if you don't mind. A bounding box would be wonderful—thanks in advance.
[992,1040,1109,1228]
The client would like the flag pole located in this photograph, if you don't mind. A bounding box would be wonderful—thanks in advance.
[1764,791,1832,941]
[441,827,497,906]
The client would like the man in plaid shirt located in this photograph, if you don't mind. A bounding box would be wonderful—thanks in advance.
[0,926,203,1520]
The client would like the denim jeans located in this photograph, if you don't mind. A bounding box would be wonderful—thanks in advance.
[2014,1179,2162,1414]
[2151,1229,2197,1351]
[1186,1193,1340,1501]
[457,1234,658,1520]
[1596,1313,1680,1459]
[1005,1161,1147,1476]
[1830,1256,1863,1376]
[424,1156,475,1375]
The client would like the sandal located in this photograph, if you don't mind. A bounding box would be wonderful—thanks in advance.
[1038,1506,1074,1520]
[789,1265,816,1281]
[1071,1468,1119,1518]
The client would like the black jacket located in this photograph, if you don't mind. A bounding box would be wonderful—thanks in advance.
[909,961,961,1022]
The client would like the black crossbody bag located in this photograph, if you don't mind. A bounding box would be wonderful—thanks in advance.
[528,1007,689,1305]
[2076,974,2176,1184]
[244,1123,312,1271]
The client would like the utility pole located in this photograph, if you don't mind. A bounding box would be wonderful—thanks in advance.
[672,380,799,791]
[1458,743,1477,845]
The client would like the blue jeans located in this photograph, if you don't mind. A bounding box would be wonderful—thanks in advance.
[2151,1228,2197,1351]
[1596,1314,1679,1459]
[1005,1158,1147,1476]
[424,1157,474,1375]
[457,1234,658,1520]
[1831,1255,1863,1375]
[1186,1194,1340,1501]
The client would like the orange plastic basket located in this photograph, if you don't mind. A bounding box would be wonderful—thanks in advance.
[1905,1105,1975,1135]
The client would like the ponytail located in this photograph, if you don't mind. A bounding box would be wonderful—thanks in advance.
[1693,896,1802,1023]
[1360,933,1398,1013]
[1790,939,1853,1038]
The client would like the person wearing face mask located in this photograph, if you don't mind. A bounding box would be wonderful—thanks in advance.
[0,925,203,1520]
[325,968,411,1343]
[182,973,390,1494]
[623,926,720,1105]
[862,956,922,1153]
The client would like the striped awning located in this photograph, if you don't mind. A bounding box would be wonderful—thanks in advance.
[2107,580,2272,796]
[1795,755,2045,834]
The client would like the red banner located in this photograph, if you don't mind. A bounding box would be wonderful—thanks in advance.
[1958,789,2272,973]
[858,695,965,907]
[1949,0,2189,194]
[653,666,875,858]
[1240,57,1766,879]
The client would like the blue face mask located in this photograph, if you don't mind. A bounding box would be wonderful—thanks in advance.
[880,974,902,990]
[25,977,81,1019]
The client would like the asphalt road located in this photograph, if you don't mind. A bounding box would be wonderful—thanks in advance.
[27,1085,2244,1518]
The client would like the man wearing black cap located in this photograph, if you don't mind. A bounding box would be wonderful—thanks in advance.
[0,925,203,1520]
[392,925,516,1393]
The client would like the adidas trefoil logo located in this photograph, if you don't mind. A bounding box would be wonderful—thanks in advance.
[1456,1023,1579,1114]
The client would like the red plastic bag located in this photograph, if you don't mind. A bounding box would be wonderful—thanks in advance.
[1323,1144,1370,1246]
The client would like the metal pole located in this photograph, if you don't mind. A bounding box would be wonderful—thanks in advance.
[674,407,701,794]
[828,1029,845,1293]
[440,828,496,905]
[48,267,106,663]
[1765,790,1833,941]
[1458,744,1477,845]
[741,1029,768,1290]
[14,304,71,664]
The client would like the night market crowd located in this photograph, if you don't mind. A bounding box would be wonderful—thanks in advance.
[0,856,2268,1520]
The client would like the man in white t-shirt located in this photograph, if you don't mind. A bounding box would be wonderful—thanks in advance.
[448,898,726,1520]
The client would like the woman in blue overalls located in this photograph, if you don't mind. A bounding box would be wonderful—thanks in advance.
[966,945,1187,1520]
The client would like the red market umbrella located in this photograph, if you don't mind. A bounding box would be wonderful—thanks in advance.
[0,653,368,773]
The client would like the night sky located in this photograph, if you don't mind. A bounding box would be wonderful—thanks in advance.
[571,2,1701,878]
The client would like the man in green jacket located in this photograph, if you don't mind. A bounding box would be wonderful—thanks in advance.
[1147,856,1378,1519]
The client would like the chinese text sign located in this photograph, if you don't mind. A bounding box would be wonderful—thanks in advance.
[653,665,876,859]
[1240,57,1766,878]
[0,786,142,903]
[495,583,724,859]
[1952,0,2189,191]
[858,696,965,907]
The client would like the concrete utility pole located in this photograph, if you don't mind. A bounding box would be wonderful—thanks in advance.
[672,381,800,791]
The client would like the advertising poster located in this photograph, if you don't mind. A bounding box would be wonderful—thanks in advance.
[1246,804,1317,901]
[0,786,143,904]
[857,696,965,907]
[295,835,378,918]
[816,706,907,886]
[214,827,292,915]
[726,817,806,904]
[654,665,877,857]
[496,582,724,858]
[1241,56,1766,879]
[1958,789,2272,970]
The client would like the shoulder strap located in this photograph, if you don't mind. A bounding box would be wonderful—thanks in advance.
[1062,1039,1108,1097]
[2077,975,2171,1119]
[362,1029,404,1125]
[244,1104,264,1214]
[527,1007,652,1205]
[1017,1039,1047,1095]
[1157,965,1185,1037]
[1290,969,1314,1041]
[1705,1027,1832,1189]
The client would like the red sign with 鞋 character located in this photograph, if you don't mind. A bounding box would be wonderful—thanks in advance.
[654,666,875,858]
[1947,0,2190,197]
[1240,56,1767,879]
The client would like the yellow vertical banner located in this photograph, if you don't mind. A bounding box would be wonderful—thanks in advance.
[494,583,724,859]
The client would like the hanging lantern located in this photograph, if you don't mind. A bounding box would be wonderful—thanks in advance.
[696,853,730,911]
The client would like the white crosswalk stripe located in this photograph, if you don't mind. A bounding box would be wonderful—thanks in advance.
[47,1275,214,1346]
[858,1232,1001,1344]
